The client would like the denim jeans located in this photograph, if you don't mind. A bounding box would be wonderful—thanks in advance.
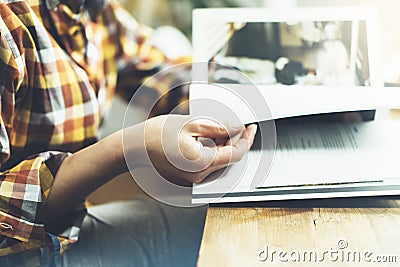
[0,197,207,267]
[61,198,208,267]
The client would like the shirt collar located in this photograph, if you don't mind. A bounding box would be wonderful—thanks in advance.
[45,0,85,13]
[45,0,106,20]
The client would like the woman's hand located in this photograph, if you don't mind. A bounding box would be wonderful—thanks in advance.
[124,115,257,185]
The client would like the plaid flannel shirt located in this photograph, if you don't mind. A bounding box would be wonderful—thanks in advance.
[0,0,189,264]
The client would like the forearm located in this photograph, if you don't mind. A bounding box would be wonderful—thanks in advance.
[41,115,255,223]
[42,130,126,223]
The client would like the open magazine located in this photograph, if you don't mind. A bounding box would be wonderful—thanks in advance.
[190,85,400,203]
[190,7,400,203]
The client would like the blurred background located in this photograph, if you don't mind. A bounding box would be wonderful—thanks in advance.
[89,0,400,204]
[120,0,400,84]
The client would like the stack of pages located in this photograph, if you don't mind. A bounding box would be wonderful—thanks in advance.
[190,84,400,203]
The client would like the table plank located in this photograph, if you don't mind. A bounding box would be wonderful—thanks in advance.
[198,110,400,266]
[198,202,400,267]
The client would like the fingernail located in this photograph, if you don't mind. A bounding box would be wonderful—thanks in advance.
[252,125,258,136]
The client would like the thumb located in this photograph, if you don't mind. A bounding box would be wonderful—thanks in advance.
[186,119,244,138]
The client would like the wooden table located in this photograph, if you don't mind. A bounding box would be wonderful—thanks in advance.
[197,197,400,267]
[197,111,400,267]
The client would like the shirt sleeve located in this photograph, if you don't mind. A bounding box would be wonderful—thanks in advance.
[0,151,70,256]
[105,0,191,117]
[0,5,83,258]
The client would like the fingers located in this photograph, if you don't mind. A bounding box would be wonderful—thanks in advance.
[246,124,257,149]
[226,128,245,146]
[186,119,244,138]
[212,124,258,168]
[227,124,257,147]
[172,119,257,184]
[214,140,249,166]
